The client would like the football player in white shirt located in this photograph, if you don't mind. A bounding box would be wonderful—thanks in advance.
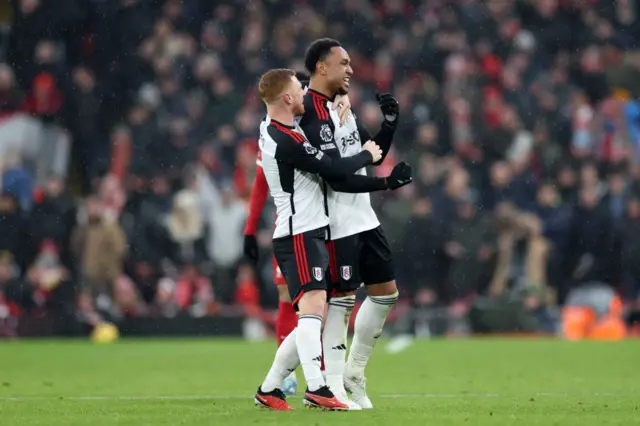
[298,38,412,409]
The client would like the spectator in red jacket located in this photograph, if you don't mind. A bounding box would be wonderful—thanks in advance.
[21,72,63,122]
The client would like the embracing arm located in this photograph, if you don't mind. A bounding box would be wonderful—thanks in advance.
[326,174,389,193]
[299,111,386,192]
[274,135,375,180]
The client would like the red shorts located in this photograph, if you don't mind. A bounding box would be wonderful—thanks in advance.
[273,255,287,285]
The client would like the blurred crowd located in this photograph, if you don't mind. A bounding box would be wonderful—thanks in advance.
[1,0,640,332]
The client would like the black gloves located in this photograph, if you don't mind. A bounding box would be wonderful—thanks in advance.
[243,235,259,264]
[375,92,399,126]
[386,161,413,190]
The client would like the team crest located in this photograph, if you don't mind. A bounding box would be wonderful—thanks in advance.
[312,267,324,281]
[341,266,352,281]
[319,124,333,142]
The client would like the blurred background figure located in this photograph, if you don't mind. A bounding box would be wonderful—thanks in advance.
[0,0,638,339]
[71,196,127,321]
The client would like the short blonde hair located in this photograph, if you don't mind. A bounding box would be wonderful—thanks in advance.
[258,68,295,104]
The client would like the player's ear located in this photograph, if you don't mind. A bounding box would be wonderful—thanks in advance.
[316,61,326,76]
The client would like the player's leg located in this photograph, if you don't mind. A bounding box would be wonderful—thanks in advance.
[256,326,298,410]
[273,259,298,395]
[322,237,361,409]
[345,226,399,409]
[258,230,347,410]
[293,231,348,410]
[274,260,297,346]
[255,237,311,410]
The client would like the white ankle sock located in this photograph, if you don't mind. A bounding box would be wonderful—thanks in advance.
[261,328,299,392]
[346,292,398,378]
[296,314,325,391]
[322,295,355,392]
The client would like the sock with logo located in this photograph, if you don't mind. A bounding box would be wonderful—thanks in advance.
[322,295,356,392]
[261,328,299,392]
[296,314,325,391]
[345,292,398,378]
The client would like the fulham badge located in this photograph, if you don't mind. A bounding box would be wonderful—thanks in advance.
[341,266,352,281]
[313,267,324,281]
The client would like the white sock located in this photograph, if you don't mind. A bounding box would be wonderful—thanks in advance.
[296,314,325,391]
[262,328,299,392]
[322,295,355,392]
[346,292,398,378]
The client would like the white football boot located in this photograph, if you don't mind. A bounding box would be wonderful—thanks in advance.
[344,375,373,409]
[335,388,362,411]
[326,379,362,410]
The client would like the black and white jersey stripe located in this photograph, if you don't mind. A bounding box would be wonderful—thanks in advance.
[259,117,328,239]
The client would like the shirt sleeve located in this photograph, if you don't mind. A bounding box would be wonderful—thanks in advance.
[299,106,337,152]
[325,174,389,193]
[243,163,269,236]
[357,118,395,166]
[274,134,373,180]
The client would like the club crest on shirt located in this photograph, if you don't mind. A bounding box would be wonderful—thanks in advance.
[341,266,352,281]
[319,124,333,142]
[313,267,324,281]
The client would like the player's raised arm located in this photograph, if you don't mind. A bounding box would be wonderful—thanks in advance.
[356,93,399,166]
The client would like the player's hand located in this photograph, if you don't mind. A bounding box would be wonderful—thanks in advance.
[243,234,259,264]
[333,94,351,125]
[375,92,399,126]
[386,161,413,190]
[362,140,382,163]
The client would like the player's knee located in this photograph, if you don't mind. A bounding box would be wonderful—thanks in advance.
[277,285,291,303]
[297,289,326,317]
[367,280,398,298]
[332,289,357,298]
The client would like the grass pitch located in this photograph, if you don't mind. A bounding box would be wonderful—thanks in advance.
[1,338,638,425]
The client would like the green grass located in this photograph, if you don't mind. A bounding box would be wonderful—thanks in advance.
[1,338,639,425]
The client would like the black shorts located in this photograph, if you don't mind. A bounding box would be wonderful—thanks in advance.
[326,226,395,293]
[273,227,329,308]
